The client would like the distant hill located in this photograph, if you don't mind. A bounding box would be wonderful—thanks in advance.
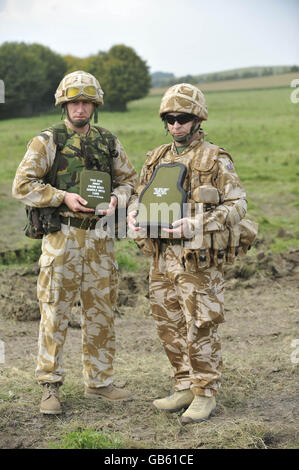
[150,71,299,95]
[151,65,299,88]
[151,71,175,88]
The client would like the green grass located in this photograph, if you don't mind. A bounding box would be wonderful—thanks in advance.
[1,86,298,254]
[49,428,124,449]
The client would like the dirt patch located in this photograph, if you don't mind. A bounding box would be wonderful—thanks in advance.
[0,265,40,321]
[1,249,298,323]
[0,249,298,449]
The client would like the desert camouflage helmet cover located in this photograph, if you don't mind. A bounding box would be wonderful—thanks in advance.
[159,83,208,120]
[55,70,104,107]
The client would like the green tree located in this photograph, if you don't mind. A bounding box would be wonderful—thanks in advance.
[30,44,66,108]
[0,42,66,119]
[90,44,151,111]
[63,54,91,74]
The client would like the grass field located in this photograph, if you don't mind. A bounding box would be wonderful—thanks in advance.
[0,84,298,253]
[0,84,298,450]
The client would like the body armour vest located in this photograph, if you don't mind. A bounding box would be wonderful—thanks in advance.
[140,138,257,268]
[141,138,233,210]
[40,123,118,212]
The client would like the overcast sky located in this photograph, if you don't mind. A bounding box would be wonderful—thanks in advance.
[0,0,298,77]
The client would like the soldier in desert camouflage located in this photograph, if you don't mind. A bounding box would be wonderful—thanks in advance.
[128,83,251,424]
[12,71,138,414]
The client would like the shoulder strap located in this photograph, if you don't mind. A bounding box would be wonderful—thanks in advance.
[218,147,233,162]
[39,123,68,186]
[145,143,172,168]
[49,122,68,151]
[92,125,119,158]
[139,144,172,185]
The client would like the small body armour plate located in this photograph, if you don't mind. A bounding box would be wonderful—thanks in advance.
[136,163,187,229]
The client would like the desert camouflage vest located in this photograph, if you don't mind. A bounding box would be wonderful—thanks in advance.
[141,139,258,268]
[142,139,230,209]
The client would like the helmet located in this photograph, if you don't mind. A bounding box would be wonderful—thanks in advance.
[54,70,104,107]
[159,83,208,121]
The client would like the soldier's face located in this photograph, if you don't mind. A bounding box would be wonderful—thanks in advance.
[166,113,194,139]
[67,100,94,123]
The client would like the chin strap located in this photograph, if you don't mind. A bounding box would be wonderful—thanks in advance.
[175,119,202,143]
[63,103,98,127]
[162,116,202,143]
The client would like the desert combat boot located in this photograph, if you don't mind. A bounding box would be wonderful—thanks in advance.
[84,384,133,401]
[153,390,194,412]
[40,383,62,415]
[181,395,216,424]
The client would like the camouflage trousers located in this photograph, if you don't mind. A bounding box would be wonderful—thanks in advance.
[35,223,118,388]
[149,243,224,397]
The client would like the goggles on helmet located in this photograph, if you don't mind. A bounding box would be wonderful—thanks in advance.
[164,113,194,125]
[65,85,97,99]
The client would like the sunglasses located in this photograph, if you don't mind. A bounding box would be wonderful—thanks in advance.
[165,114,194,125]
[66,85,97,99]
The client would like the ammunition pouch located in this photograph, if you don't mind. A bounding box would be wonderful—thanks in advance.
[182,218,258,272]
[183,249,198,273]
[212,230,230,265]
[192,184,219,205]
[25,206,61,239]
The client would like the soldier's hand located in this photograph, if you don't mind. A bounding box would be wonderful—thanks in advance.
[63,193,95,213]
[127,210,142,231]
[162,218,194,238]
[97,195,118,216]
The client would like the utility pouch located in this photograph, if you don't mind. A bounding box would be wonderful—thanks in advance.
[183,233,212,272]
[24,206,61,239]
[24,206,44,239]
[192,184,219,204]
[196,233,212,268]
[39,207,61,235]
[24,128,62,239]
[183,249,198,273]
[212,229,229,266]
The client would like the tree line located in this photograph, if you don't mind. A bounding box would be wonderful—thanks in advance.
[0,42,151,119]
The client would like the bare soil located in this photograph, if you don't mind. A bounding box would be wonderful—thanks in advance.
[0,248,298,449]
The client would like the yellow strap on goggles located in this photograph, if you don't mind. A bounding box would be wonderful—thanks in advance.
[66,86,97,99]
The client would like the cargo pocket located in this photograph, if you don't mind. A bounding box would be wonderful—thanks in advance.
[37,254,55,303]
[195,285,224,328]
[110,260,119,314]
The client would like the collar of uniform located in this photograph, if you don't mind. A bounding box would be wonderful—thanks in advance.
[170,132,205,155]
[64,119,91,137]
